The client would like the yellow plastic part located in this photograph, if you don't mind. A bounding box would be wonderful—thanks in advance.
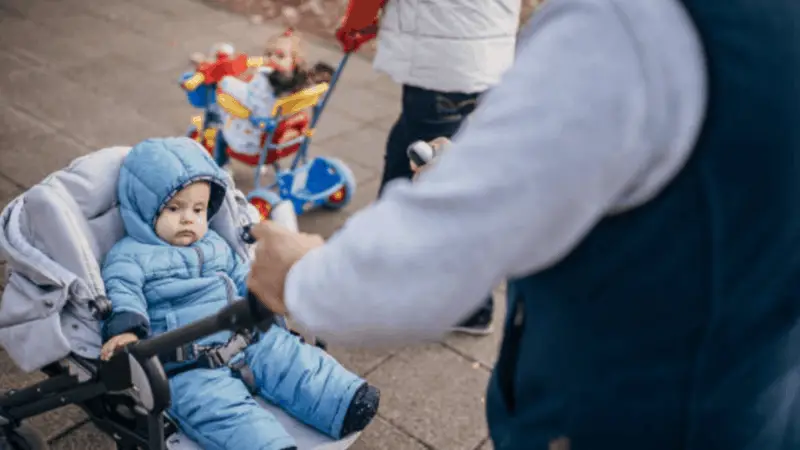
[203,128,217,149]
[247,56,266,68]
[190,115,204,131]
[217,92,251,119]
[304,128,315,138]
[271,83,329,117]
[183,72,205,91]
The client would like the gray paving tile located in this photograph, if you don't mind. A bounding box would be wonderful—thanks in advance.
[326,346,396,377]
[0,50,41,80]
[0,0,87,23]
[0,106,89,187]
[324,85,401,125]
[368,113,399,135]
[364,73,402,101]
[480,437,495,450]
[0,174,23,209]
[296,211,351,239]
[368,344,491,450]
[215,19,286,50]
[0,350,88,441]
[0,17,111,68]
[2,69,167,149]
[50,423,116,450]
[349,416,428,450]
[312,126,388,173]
[444,286,507,368]
[312,104,368,143]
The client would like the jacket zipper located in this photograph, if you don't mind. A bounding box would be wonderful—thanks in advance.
[219,274,236,305]
[193,246,204,277]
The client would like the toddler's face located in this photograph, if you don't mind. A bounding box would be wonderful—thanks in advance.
[265,36,297,74]
[155,181,211,246]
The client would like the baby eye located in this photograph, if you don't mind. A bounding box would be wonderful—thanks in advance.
[167,205,179,212]
[194,207,205,214]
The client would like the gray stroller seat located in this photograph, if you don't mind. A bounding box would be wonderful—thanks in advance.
[0,146,359,450]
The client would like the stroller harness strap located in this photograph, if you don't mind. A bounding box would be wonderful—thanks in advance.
[162,329,257,378]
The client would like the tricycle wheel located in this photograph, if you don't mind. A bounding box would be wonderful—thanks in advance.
[246,190,282,221]
[3,422,49,450]
[320,157,356,210]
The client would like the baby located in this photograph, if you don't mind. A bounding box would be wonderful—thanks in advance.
[100,137,379,450]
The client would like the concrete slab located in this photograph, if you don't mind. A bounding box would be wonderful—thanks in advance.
[349,416,428,450]
[444,287,507,369]
[1,68,167,149]
[50,423,115,450]
[0,106,90,188]
[0,17,111,68]
[0,351,88,441]
[0,0,88,25]
[312,126,388,173]
[312,105,368,143]
[326,346,396,377]
[324,85,400,125]
[0,50,42,80]
[367,344,491,450]
[0,175,23,210]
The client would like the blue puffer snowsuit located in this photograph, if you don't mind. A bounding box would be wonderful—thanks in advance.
[101,137,365,450]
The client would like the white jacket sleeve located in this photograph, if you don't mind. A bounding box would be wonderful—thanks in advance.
[283,0,706,346]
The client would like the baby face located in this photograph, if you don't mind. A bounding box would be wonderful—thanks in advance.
[155,181,211,246]
[265,35,297,74]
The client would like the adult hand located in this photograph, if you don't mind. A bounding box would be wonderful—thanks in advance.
[411,137,452,179]
[246,221,325,315]
[335,21,379,53]
[335,0,383,53]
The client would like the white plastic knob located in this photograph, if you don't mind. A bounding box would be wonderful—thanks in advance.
[407,140,435,165]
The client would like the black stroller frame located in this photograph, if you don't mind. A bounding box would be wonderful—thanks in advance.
[0,290,276,450]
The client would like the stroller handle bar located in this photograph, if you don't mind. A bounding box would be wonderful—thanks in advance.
[130,292,275,359]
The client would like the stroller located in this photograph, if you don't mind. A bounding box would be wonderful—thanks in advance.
[0,146,361,450]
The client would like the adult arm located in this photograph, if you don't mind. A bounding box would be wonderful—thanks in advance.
[285,0,706,346]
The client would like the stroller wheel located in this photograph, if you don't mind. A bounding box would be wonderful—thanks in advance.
[2,422,49,450]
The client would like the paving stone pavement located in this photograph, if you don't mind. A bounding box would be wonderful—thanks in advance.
[0,0,505,448]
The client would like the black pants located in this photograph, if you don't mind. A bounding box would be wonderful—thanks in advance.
[379,85,494,319]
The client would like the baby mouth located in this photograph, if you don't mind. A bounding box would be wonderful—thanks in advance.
[176,231,195,238]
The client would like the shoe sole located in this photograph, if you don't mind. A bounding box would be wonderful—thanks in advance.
[451,325,494,336]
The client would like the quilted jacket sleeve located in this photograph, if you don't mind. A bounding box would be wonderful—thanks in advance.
[101,252,150,342]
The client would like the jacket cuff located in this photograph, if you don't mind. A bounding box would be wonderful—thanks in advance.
[102,311,150,342]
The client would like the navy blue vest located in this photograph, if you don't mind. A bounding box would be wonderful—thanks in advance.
[487,2,800,449]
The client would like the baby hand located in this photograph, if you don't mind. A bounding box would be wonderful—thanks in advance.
[101,332,139,361]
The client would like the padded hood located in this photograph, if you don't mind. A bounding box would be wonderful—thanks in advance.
[118,137,228,245]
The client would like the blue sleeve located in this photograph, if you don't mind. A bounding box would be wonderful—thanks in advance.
[229,251,251,298]
[101,253,150,341]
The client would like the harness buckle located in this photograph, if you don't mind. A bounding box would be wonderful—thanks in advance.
[197,331,255,369]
